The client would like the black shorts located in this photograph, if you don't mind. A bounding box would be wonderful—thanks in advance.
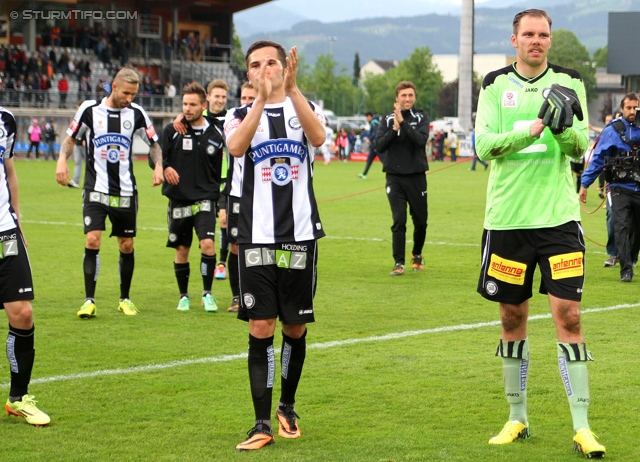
[0,229,34,306]
[237,240,318,324]
[166,199,217,248]
[83,190,138,237]
[477,221,585,304]
[570,160,585,175]
[226,197,240,245]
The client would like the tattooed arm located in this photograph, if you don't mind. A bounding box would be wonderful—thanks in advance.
[55,136,76,186]
[149,141,164,186]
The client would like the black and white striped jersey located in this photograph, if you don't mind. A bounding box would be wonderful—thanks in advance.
[224,97,325,244]
[222,108,244,201]
[0,107,18,232]
[67,98,159,196]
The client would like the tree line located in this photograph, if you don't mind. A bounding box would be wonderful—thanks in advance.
[234,30,606,121]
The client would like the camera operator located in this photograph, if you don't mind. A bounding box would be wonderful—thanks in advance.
[579,93,640,282]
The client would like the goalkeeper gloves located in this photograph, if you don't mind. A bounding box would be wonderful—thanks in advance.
[537,84,584,135]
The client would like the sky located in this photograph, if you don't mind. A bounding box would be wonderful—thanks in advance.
[236,0,499,24]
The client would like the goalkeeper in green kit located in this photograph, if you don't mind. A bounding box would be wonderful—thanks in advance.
[475,9,605,458]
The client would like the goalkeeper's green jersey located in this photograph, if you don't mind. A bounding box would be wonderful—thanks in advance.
[475,63,589,230]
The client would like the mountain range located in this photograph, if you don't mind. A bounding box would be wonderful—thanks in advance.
[234,0,640,72]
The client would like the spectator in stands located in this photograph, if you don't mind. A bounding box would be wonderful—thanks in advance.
[95,78,105,99]
[188,33,198,61]
[80,57,91,79]
[153,78,164,110]
[49,46,58,73]
[142,75,153,107]
[27,119,42,161]
[58,74,69,108]
[119,32,131,66]
[165,81,177,111]
[79,28,90,54]
[180,36,189,60]
[37,46,48,69]
[26,53,38,77]
[103,43,113,67]
[0,46,7,68]
[13,46,27,77]
[0,78,5,106]
[24,75,36,105]
[79,75,92,100]
[38,75,51,108]
[101,78,112,97]
[10,76,23,106]
[202,35,211,59]
[211,37,219,59]
[97,37,107,63]
[50,26,61,47]
[46,58,54,81]
[58,50,70,75]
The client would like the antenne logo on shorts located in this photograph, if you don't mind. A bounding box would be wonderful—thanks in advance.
[549,252,583,280]
[503,91,517,108]
[488,254,526,285]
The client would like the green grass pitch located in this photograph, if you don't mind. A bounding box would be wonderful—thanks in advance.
[2,158,638,461]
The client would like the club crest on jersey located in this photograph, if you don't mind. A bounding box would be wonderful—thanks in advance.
[225,118,241,136]
[0,127,5,139]
[262,160,299,186]
[93,133,131,163]
[123,120,132,130]
[502,91,517,108]
[249,139,308,165]
[288,117,302,130]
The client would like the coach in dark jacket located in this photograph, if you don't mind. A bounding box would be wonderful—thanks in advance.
[376,80,430,276]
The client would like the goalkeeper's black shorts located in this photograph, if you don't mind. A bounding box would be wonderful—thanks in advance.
[477,221,585,304]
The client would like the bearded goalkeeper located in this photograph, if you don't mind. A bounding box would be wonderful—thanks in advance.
[474,8,605,459]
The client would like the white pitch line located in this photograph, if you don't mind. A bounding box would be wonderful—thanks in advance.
[2,302,638,389]
[22,219,166,232]
[17,220,609,253]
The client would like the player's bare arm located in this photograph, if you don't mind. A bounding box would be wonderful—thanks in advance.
[227,57,271,157]
[5,158,20,225]
[55,136,75,186]
[285,46,325,147]
[5,157,27,246]
[149,142,164,186]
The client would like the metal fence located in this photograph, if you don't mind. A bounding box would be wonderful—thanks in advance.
[0,89,182,112]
